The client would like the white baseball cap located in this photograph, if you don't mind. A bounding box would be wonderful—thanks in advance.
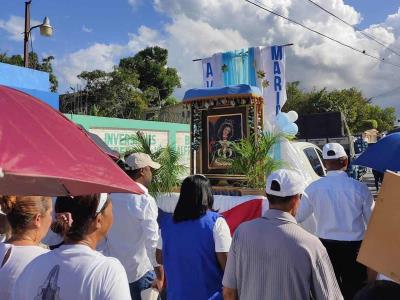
[322,143,347,160]
[265,169,305,197]
[125,153,161,170]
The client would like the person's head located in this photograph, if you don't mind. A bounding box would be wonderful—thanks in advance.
[173,175,214,222]
[52,194,112,247]
[123,153,161,187]
[0,195,52,243]
[265,169,305,216]
[354,280,400,300]
[218,120,234,141]
[322,143,348,171]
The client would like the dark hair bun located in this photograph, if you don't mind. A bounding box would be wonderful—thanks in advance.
[0,196,17,215]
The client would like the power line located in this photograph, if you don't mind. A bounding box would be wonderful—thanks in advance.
[305,0,400,58]
[244,0,400,69]
[370,85,400,99]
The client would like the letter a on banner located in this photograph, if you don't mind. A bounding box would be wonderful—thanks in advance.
[201,54,224,88]
[202,58,214,88]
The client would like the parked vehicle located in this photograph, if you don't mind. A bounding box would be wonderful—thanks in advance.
[296,112,355,158]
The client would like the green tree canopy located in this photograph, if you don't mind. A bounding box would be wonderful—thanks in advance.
[74,67,145,118]
[0,52,58,92]
[119,46,181,106]
[284,82,396,133]
[62,47,181,118]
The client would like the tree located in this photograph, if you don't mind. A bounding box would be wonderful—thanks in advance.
[0,52,58,92]
[283,83,396,133]
[360,120,378,131]
[64,47,181,118]
[366,105,397,132]
[119,46,181,106]
[74,67,145,119]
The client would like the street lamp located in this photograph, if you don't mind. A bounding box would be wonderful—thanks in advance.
[23,1,53,67]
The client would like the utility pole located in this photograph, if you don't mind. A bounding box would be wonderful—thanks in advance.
[23,1,31,67]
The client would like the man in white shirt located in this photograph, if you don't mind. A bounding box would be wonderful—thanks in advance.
[103,153,163,300]
[297,143,375,299]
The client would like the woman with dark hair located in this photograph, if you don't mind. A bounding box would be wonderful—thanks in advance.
[0,195,52,299]
[157,175,232,300]
[12,194,131,300]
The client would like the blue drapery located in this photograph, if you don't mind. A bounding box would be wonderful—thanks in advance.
[222,48,257,86]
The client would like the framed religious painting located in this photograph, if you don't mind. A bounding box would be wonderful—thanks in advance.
[183,84,264,184]
[201,106,248,176]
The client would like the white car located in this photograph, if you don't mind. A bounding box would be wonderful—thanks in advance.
[283,141,326,233]
[291,141,326,181]
[280,140,326,186]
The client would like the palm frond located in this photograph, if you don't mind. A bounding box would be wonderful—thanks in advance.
[124,132,187,197]
[227,132,284,189]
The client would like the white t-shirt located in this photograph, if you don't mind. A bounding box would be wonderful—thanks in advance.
[0,234,6,243]
[157,217,232,252]
[12,244,131,300]
[0,243,48,299]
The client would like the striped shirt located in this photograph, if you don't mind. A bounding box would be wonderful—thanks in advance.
[222,209,343,300]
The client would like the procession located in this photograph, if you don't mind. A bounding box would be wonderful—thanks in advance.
[1,0,400,300]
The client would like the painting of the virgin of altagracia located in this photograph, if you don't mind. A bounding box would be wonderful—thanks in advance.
[207,113,244,169]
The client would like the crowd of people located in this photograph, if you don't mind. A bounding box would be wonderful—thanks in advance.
[0,143,399,299]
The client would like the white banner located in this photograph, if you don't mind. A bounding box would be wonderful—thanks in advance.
[255,46,287,131]
[201,54,223,88]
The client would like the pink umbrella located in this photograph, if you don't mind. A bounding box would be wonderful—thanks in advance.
[0,85,143,196]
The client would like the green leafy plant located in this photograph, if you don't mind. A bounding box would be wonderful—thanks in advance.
[226,132,286,189]
[124,132,188,197]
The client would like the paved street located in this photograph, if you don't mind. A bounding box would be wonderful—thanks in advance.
[361,170,379,198]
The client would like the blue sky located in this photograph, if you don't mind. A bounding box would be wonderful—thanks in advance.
[1,1,397,56]
[345,1,400,28]
[0,0,167,58]
[1,0,400,114]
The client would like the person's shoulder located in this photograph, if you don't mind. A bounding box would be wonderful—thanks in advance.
[0,242,10,255]
[291,225,327,253]
[344,176,370,192]
[111,193,138,201]
[206,211,222,221]
[114,192,149,211]
[234,218,263,235]
[93,254,126,275]
[13,245,49,260]
[18,249,54,276]
[305,177,326,192]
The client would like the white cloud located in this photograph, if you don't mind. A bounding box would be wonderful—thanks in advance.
[55,26,162,91]
[55,43,124,89]
[128,0,141,9]
[0,15,41,41]
[82,25,93,33]
[152,0,400,112]
[55,0,400,114]
[163,15,249,89]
